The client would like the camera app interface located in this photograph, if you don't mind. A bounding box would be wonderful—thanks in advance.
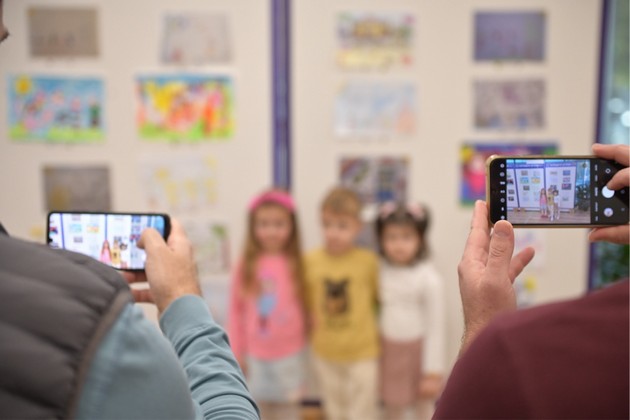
[48,213,166,269]
[497,158,628,225]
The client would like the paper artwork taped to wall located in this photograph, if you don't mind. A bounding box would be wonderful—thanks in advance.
[474,11,546,61]
[474,79,545,130]
[8,75,105,143]
[139,154,218,213]
[460,142,557,205]
[335,82,415,138]
[339,156,409,205]
[136,74,234,141]
[43,165,111,212]
[183,220,231,278]
[28,6,99,58]
[161,13,231,65]
[337,12,414,70]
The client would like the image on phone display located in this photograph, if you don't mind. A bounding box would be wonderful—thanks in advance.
[47,212,169,270]
[488,157,629,226]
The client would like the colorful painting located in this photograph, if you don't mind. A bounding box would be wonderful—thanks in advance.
[8,75,105,142]
[474,11,546,61]
[474,79,545,129]
[339,156,409,205]
[161,13,231,65]
[136,74,233,141]
[43,165,111,212]
[139,154,218,213]
[28,6,99,57]
[337,12,414,70]
[335,82,415,138]
[460,142,557,205]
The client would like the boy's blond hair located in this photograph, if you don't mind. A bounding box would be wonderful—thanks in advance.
[321,187,362,219]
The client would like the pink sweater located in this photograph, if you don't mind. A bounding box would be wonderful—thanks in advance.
[227,254,306,361]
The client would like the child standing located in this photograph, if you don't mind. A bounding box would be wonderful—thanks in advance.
[376,202,445,420]
[227,190,306,419]
[305,187,380,420]
[539,188,548,217]
[547,187,556,221]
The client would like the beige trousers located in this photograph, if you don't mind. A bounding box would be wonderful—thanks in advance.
[313,354,378,420]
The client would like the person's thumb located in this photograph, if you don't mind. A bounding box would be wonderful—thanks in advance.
[138,227,167,253]
[486,221,514,281]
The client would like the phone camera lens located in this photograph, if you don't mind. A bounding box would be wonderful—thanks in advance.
[500,171,505,177]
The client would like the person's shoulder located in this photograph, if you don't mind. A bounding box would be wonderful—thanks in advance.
[484,280,629,343]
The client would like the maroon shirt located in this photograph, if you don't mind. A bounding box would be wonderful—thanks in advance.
[434,280,629,419]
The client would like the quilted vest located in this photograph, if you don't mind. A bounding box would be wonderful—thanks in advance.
[0,234,132,419]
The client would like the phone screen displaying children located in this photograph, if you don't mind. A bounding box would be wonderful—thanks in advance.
[47,213,167,270]
[496,158,629,225]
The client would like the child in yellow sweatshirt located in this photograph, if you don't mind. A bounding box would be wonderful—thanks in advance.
[305,187,379,420]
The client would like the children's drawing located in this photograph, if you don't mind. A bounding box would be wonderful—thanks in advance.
[474,11,546,61]
[43,165,111,212]
[460,142,557,205]
[161,13,231,65]
[339,156,408,204]
[183,220,230,280]
[139,154,218,212]
[28,6,99,57]
[337,12,414,70]
[474,79,545,130]
[335,82,415,138]
[136,74,233,141]
[8,75,105,143]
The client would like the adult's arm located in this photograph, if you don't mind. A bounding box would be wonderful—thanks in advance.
[122,219,260,419]
[456,201,534,354]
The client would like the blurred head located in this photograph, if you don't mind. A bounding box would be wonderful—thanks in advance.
[376,202,430,266]
[242,189,303,294]
[320,187,362,255]
[252,203,293,253]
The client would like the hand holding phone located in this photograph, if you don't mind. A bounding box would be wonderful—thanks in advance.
[486,153,629,227]
[47,212,171,271]
[122,218,201,314]
[589,143,630,244]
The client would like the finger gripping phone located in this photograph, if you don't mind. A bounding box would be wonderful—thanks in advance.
[486,156,629,227]
[47,212,171,270]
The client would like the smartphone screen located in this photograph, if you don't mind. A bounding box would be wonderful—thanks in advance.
[487,156,629,226]
[47,212,170,270]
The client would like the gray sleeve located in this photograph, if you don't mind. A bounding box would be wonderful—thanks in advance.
[75,296,259,420]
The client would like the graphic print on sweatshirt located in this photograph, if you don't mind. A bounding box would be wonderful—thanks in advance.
[324,277,351,328]
[257,273,277,335]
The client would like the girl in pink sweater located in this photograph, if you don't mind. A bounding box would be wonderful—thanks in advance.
[227,189,306,419]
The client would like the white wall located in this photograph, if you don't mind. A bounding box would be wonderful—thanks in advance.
[292,0,602,368]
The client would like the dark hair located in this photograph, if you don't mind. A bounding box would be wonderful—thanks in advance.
[375,202,431,263]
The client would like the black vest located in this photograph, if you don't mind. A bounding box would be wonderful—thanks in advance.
[0,234,132,419]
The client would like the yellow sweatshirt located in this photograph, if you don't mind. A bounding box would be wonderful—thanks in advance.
[305,247,379,362]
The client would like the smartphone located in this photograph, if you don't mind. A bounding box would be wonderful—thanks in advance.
[47,212,171,270]
[486,155,629,227]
